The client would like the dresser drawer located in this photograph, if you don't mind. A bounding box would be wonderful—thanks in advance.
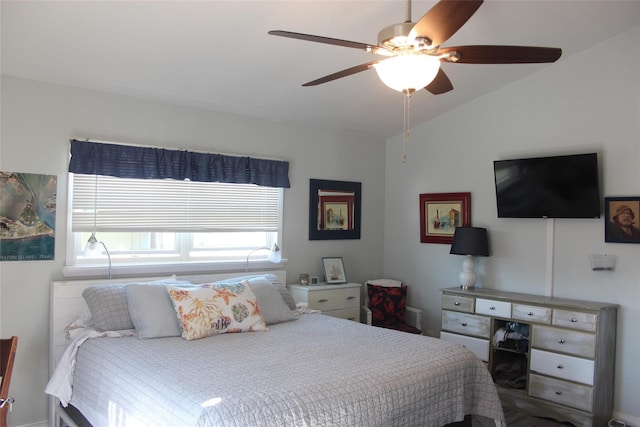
[530,349,594,385]
[512,304,552,324]
[442,294,475,313]
[529,373,593,412]
[325,307,360,322]
[532,325,596,358]
[476,298,511,318]
[441,331,489,361]
[442,311,491,338]
[553,309,597,332]
[307,287,360,311]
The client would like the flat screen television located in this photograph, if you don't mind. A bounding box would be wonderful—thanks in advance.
[493,153,601,218]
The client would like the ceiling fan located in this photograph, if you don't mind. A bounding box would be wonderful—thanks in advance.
[268,0,562,95]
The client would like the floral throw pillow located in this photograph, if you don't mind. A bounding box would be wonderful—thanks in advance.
[167,281,267,340]
[367,283,408,325]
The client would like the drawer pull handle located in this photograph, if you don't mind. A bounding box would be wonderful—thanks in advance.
[347,296,356,300]
[489,306,496,310]
[527,312,534,316]
[556,364,564,369]
[461,322,468,327]
[454,301,461,306]
[571,318,578,323]
[318,299,328,303]
[554,390,562,396]
[558,339,566,344]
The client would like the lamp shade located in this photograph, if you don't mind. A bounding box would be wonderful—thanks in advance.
[450,227,489,256]
[374,54,440,93]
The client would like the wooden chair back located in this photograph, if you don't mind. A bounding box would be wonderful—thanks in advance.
[0,336,18,427]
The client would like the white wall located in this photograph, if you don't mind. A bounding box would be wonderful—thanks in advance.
[0,76,386,426]
[384,25,640,422]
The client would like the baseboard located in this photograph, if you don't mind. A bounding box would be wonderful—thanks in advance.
[16,420,47,427]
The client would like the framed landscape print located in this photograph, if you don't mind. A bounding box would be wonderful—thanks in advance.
[419,192,471,244]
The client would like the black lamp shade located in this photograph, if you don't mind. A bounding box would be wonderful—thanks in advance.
[450,227,489,256]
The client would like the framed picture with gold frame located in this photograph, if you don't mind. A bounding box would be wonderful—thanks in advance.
[419,192,471,244]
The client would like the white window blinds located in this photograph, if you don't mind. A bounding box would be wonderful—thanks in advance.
[71,174,282,233]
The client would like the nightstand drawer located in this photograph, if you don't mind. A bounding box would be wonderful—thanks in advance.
[476,299,511,318]
[307,287,359,311]
[442,311,491,338]
[530,349,594,385]
[529,373,593,412]
[553,309,597,332]
[532,325,596,358]
[441,331,489,361]
[442,294,475,313]
[512,304,552,324]
[326,307,360,322]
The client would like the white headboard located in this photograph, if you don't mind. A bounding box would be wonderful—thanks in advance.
[49,270,287,373]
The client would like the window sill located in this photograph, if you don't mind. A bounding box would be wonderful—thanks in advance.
[62,259,287,279]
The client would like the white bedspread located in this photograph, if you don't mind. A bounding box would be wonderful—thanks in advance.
[49,314,505,427]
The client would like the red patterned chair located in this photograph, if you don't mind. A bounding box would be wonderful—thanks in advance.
[362,280,422,334]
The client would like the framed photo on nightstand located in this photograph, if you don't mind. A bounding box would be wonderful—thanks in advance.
[322,257,347,284]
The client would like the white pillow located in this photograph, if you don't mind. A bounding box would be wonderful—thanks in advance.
[366,279,403,287]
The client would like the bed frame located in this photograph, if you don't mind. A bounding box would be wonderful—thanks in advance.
[49,270,286,427]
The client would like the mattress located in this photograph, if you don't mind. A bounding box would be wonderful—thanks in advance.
[66,314,505,427]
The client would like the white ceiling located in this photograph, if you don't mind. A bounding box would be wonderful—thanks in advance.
[2,1,639,140]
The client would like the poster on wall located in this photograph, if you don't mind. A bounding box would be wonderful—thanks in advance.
[0,171,57,261]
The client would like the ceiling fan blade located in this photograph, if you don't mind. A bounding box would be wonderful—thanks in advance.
[302,60,382,86]
[410,0,483,47]
[268,30,382,53]
[425,68,453,95]
[440,45,562,64]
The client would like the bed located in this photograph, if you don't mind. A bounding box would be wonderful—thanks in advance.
[47,271,505,427]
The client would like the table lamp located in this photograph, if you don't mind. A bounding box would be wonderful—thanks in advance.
[450,227,489,289]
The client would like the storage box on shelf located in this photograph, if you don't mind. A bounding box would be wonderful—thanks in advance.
[287,283,361,322]
[440,287,618,427]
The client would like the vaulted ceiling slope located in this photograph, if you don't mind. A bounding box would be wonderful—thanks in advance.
[2,1,639,140]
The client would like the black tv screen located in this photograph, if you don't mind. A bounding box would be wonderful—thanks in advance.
[493,153,601,218]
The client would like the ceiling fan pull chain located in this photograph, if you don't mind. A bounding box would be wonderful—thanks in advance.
[402,90,414,163]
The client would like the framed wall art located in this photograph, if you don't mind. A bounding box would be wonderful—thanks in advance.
[419,192,471,244]
[322,257,347,284]
[0,171,58,261]
[604,196,640,243]
[309,179,361,240]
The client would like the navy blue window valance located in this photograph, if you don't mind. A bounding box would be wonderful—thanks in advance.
[68,139,290,188]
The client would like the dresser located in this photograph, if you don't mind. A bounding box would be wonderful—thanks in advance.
[440,287,618,427]
[287,283,361,321]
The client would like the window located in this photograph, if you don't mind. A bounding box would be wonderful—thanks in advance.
[66,173,283,276]
[64,140,289,277]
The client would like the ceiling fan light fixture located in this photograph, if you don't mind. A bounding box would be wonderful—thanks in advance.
[374,54,440,93]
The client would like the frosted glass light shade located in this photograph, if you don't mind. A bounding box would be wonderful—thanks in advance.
[374,54,440,92]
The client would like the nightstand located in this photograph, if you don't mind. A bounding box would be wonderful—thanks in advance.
[287,283,361,322]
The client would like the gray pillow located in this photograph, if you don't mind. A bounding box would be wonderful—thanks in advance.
[82,284,134,331]
[82,278,190,332]
[247,277,298,325]
[126,283,192,338]
[262,274,297,311]
[213,273,296,311]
